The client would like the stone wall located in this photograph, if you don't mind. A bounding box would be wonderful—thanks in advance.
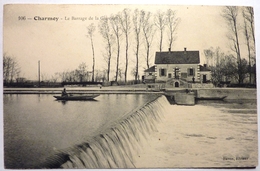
[191,83,214,88]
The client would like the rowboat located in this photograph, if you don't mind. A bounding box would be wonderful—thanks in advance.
[54,94,99,100]
[195,96,227,100]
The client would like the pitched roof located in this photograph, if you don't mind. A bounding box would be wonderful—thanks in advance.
[200,65,211,71]
[155,50,200,64]
[144,65,155,72]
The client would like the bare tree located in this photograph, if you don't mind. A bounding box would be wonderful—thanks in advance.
[94,69,106,82]
[50,73,59,83]
[244,7,256,83]
[204,47,244,86]
[3,55,11,83]
[87,23,96,82]
[141,10,155,69]
[132,9,142,83]
[76,62,88,82]
[58,63,89,82]
[41,73,49,82]
[110,14,122,83]
[166,9,180,51]
[99,17,114,82]
[118,68,123,82]
[203,47,215,66]
[119,8,131,83]
[215,46,225,66]
[222,6,243,84]
[3,54,21,84]
[242,9,252,83]
[244,7,255,46]
[154,10,166,52]
[222,7,241,62]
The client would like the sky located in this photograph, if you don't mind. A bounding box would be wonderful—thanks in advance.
[2,2,258,81]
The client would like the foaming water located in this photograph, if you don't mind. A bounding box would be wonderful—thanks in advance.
[134,99,258,168]
[4,94,162,169]
[39,95,169,169]
[5,94,256,169]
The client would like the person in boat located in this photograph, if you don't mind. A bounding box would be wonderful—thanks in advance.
[61,88,68,97]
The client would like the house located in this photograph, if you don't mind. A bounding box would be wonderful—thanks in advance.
[144,48,212,88]
[199,64,211,83]
[143,66,156,83]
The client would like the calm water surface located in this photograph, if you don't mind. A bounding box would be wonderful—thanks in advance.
[4,94,258,168]
[4,94,157,168]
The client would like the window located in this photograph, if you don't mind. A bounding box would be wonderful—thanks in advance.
[160,69,166,77]
[175,68,180,79]
[188,68,194,76]
[149,72,152,75]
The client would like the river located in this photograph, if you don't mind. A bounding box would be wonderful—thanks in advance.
[3,94,258,169]
[134,99,258,168]
[3,94,157,168]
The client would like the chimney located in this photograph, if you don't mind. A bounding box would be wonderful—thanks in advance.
[184,47,187,54]
[168,48,171,53]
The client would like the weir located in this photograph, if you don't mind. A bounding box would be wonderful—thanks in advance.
[38,95,170,169]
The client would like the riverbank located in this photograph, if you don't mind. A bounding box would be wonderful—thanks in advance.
[3,87,160,94]
[3,92,257,168]
[3,87,257,100]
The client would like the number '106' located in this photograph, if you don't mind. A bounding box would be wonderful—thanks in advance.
[18,16,26,20]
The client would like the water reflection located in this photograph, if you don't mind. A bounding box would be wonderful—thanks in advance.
[4,94,257,169]
[38,94,41,103]
[4,94,155,169]
[56,99,99,105]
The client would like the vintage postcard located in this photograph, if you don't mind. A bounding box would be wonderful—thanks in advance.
[2,3,258,169]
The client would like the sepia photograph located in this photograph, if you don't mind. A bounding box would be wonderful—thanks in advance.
[2,2,258,169]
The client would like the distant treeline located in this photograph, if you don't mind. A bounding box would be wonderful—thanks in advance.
[4,81,62,88]
[4,81,101,88]
[3,80,143,88]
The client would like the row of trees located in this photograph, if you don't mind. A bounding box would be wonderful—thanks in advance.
[4,6,256,87]
[204,6,256,86]
[204,47,252,86]
[89,8,180,83]
[56,62,124,83]
[4,8,179,85]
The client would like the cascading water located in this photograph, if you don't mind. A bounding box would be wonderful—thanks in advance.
[39,95,170,169]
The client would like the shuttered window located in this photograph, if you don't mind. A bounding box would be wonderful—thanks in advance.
[159,69,166,77]
[188,68,194,76]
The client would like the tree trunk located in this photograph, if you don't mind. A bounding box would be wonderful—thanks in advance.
[90,36,95,82]
[115,35,120,82]
[234,23,242,84]
[124,34,128,84]
[107,41,112,82]
[146,45,150,69]
[135,41,139,83]
[244,19,251,84]
[160,29,163,52]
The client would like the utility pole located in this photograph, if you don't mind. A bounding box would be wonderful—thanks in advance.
[38,60,40,87]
